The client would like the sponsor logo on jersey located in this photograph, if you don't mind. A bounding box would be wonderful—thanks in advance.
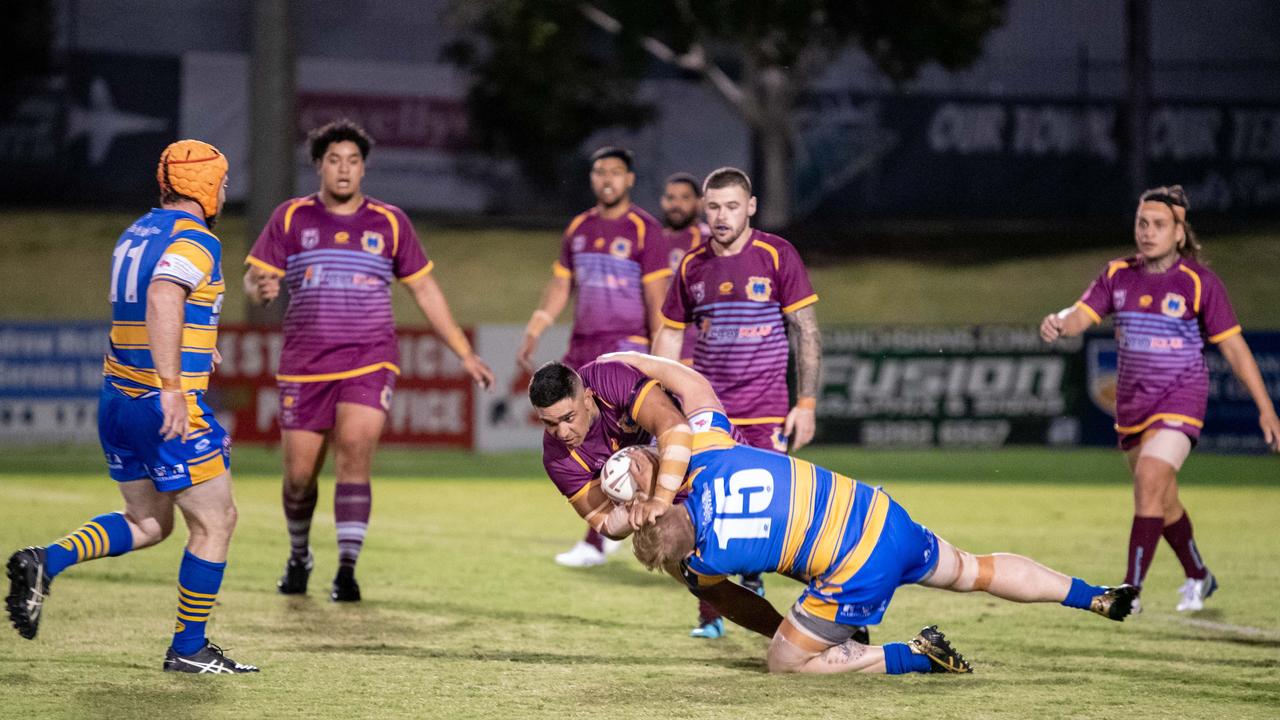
[593,237,606,250]
[1113,289,1126,308]
[1161,292,1186,318]
[301,228,319,249]
[718,281,734,295]
[335,231,350,244]
[195,438,211,452]
[691,281,705,304]
[609,237,632,259]
[361,231,385,255]
[1139,294,1153,308]
[746,276,772,302]
[301,264,323,289]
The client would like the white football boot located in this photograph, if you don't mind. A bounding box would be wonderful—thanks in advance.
[554,541,607,568]
[1176,572,1218,612]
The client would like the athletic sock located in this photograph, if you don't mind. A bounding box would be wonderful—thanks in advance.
[1125,516,1164,588]
[883,642,933,674]
[172,550,225,655]
[335,483,372,570]
[1162,512,1208,580]
[698,599,721,625]
[583,527,605,553]
[44,512,134,578]
[1061,577,1107,610]
[283,485,318,559]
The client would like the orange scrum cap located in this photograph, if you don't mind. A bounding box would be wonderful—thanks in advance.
[157,139,228,219]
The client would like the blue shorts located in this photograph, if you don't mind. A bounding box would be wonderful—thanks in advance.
[797,492,939,627]
[98,384,231,492]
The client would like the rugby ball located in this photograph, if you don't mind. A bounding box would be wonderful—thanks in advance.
[600,446,654,503]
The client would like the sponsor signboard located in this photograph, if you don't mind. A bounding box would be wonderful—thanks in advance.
[0,323,107,443]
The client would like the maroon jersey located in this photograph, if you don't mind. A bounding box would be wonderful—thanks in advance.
[1076,255,1241,444]
[542,360,658,502]
[247,194,432,382]
[663,222,710,364]
[661,229,818,424]
[555,205,670,368]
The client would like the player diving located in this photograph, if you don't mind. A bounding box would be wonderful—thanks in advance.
[603,352,1138,675]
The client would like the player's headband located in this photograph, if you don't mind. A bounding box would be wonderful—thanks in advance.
[1139,187,1188,222]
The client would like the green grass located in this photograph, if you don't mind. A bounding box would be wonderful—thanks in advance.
[3,210,1278,326]
[2,446,1278,719]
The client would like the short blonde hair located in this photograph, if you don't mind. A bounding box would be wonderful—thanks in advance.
[631,509,695,571]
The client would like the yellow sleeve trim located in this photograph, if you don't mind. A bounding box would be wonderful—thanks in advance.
[166,238,215,272]
[752,239,780,271]
[1106,260,1130,280]
[630,379,660,419]
[627,212,646,250]
[1208,325,1242,344]
[282,198,315,234]
[660,314,687,330]
[782,294,819,314]
[552,261,572,279]
[566,478,598,504]
[398,260,434,284]
[569,449,592,473]
[245,255,284,276]
[730,416,787,425]
[1074,301,1102,325]
[1177,265,1203,313]
[276,361,400,383]
[642,267,674,284]
[564,213,589,238]
[679,246,706,282]
[367,202,402,256]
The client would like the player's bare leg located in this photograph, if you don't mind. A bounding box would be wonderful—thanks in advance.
[767,614,968,675]
[118,479,178,550]
[922,537,1136,620]
[330,402,384,602]
[278,429,328,594]
[165,472,257,673]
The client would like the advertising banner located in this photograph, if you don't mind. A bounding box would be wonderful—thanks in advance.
[0,323,107,443]
[211,325,475,447]
[471,324,570,452]
[816,325,1088,448]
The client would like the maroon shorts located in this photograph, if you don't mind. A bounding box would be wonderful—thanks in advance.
[736,422,788,452]
[278,368,396,432]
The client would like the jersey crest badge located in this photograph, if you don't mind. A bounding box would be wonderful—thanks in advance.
[1161,292,1187,318]
[301,227,319,249]
[746,276,772,302]
[361,231,385,255]
[610,237,632,259]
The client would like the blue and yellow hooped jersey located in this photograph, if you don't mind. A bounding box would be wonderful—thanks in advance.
[681,410,883,586]
[103,209,224,394]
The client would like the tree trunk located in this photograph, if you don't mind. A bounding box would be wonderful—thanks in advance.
[246,0,296,326]
[1125,0,1151,199]
[755,124,792,230]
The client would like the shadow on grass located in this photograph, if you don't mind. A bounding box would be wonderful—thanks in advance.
[291,642,764,672]
[76,684,225,718]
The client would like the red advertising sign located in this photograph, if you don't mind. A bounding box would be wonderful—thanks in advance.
[210,325,474,447]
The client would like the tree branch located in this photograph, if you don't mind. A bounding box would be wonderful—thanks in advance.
[578,2,759,124]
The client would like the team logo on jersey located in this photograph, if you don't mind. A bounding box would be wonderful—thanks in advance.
[1160,292,1187,318]
[335,231,350,244]
[1112,290,1126,309]
[746,276,772,302]
[361,231,385,255]
[718,281,734,295]
[301,228,319,249]
[1139,294,1153,308]
[609,237,632,259]
[572,235,587,253]
[691,282,706,304]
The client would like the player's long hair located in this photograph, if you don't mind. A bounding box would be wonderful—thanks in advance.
[1139,185,1201,261]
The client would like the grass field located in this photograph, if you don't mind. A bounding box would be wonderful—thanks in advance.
[2,446,1278,719]
[3,210,1278,327]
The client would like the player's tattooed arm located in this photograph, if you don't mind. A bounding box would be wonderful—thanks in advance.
[784,305,822,400]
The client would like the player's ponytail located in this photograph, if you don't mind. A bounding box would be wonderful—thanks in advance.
[1139,185,1201,261]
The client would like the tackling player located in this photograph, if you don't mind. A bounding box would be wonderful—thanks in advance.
[1040,185,1280,613]
[528,360,782,635]
[6,140,257,673]
[244,120,495,602]
[613,352,1137,676]
[652,167,823,637]
[517,146,671,568]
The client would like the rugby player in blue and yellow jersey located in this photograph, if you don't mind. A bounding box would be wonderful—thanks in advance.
[610,353,1137,675]
[5,140,257,673]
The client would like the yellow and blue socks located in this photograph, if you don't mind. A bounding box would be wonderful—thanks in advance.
[172,550,225,655]
[883,642,934,674]
[1062,577,1107,610]
[44,512,134,578]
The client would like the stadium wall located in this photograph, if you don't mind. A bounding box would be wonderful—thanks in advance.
[3,322,1276,454]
